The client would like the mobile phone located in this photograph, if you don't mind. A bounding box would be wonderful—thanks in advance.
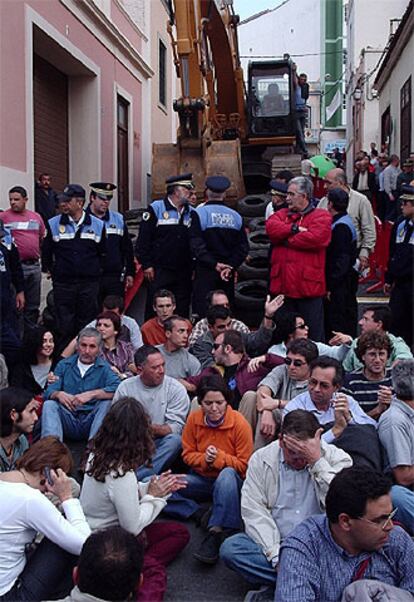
[44,466,54,486]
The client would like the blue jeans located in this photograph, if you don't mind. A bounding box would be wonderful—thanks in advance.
[391,484,414,534]
[41,399,111,441]
[166,467,243,530]
[220,533,276,586]
[0,538,76,601]
[136,434,182,480]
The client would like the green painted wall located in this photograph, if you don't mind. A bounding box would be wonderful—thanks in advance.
[322,0,343,127]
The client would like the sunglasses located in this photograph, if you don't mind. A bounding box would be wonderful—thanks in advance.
[285,357,306,367]
[212,343,223,350]
[295,323,308,330]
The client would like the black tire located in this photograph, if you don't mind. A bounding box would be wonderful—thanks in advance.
[247,229,270,250]
[237,249,269,281]
[234,279,268,310]
[248,216,267,232]
[237,194,268,218]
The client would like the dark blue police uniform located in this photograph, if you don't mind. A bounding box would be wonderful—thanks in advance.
[190,176,249,317]
[0,221,24,369]
[135,174,194,317]
[87,182,135,301]
[386,184,414,347]
[42,184,106,349]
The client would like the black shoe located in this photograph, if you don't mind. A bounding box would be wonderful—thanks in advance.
[193,531,223,565]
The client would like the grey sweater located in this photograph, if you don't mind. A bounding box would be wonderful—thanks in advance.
[112,375,190,434]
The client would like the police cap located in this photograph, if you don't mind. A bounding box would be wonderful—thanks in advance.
[62,184,86,200]
[400,184,414,202]
[90,182,117,199]
[205,176,231,193]
[402,159,413,168]
[166,173,194,189]
[269,180,288,196]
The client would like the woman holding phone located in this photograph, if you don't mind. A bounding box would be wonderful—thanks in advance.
[80,397,189,602]
[0,437,90,601]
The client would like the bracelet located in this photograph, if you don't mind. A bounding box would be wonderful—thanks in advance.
[264,315,273,320]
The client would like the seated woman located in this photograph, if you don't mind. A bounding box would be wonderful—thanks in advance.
[0,437,90,601]
[169,375,253,566]
[10,327,56,396]
[96,311,135,379]
[80,397,190,602]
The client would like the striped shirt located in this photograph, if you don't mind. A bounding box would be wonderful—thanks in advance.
[275,514,414,602]
[342,368,392,413]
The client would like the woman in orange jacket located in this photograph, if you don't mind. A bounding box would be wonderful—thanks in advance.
[170,375,253,565]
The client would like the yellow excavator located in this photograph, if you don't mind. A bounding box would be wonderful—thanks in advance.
[152,0,300,206]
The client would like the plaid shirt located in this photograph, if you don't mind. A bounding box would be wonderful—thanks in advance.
[275,514,414,602]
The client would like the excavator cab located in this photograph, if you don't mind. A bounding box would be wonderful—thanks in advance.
[247,59,296,141]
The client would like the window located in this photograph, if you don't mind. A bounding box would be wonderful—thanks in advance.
[400,76,411,163]
[381,106,391,152]
[117,96,129,213]
[159,39,167,107]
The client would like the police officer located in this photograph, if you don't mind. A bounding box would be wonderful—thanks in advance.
[0,220,24,370]
[384,183,414,348]
[87,182,135,302]
[135,173,194,318]
[42,184,106,351]
[190,176,249,317]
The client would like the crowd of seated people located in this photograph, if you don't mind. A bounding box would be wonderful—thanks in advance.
[1,281,414,602]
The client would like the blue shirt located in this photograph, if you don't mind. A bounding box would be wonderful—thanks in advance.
[0,435,29,472]
[275,514,414,602]
[284,391,377,443]
[45,355,120,412]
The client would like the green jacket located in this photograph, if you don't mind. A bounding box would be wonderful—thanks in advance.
[343,332,413,372]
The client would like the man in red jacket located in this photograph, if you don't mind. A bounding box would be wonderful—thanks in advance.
[266,176,332,342]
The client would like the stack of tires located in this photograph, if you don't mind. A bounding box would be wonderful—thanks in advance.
[235,194,271,328]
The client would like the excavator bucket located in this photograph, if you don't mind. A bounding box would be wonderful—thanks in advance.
[152,139,245,207]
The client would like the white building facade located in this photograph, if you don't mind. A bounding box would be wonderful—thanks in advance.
[345,0,410,177]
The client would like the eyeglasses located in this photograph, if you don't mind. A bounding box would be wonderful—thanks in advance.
[212,343,223,350]
[357,507,398,531]
[285,357,306,367]
[295,323,308,330]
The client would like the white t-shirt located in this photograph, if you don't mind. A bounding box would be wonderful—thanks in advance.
[0,481,90,596]
[77,360,93,378]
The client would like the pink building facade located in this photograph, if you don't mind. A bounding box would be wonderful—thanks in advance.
[0,0,157,211]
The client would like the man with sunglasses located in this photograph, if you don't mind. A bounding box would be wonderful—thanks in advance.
[183,330,283,409]
[240,339,318,449]
[384,183,414,348]
[275,468,414,602]
[87,182,135,303]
